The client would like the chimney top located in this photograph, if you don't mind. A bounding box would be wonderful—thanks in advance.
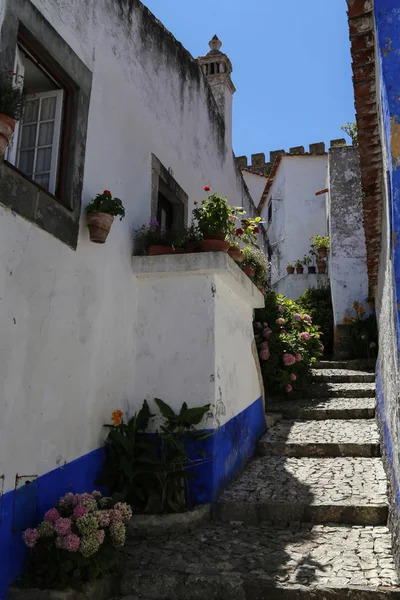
[209,35,222,52]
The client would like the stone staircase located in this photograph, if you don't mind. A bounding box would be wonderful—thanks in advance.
[119,361,400,599]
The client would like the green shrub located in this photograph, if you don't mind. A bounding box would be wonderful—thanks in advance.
[297,284,334,354]
[342,301,378,359]
[254,292,323,397]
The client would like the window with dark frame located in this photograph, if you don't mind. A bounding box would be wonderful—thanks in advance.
[157,192,174,232]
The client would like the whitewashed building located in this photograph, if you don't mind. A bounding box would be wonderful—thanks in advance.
[0,1,265,594]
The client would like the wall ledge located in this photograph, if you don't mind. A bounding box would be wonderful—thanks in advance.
[132,252,264,309]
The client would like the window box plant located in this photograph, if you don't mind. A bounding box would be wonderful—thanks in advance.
[134,221,183,255]
[193,186,243,252]
[306,250,317,274]
[0,71,27,156]
[183,221,202,253]
[286,263,295,275]
[86,190,125,243]
[241,246,268,282]
[295,259,304,274]
[312,235,330,259]
[317,259,327,274]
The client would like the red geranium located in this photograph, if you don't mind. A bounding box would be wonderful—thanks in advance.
[253,227,260,234]
[236,228,244,236]
[204,185,211,192]
[103,190,111,195]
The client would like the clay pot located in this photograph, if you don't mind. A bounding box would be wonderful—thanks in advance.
[296,266,304,274]
[199,239,230,253]
[317,260,327,274]
[286,266,295,275]
[243,265,256,277]
[228,247,244,262]
[308,266,316,274]
[87,212,114,243]
[258,286,264,294]
[185,243,199,253]
[171,247,184,254]
[0,114,15,156]
[203,232,226,241]
[318,247,328,258]
[147,245,174,256]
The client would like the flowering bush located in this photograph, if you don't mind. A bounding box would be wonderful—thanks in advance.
[297,284,334,354]
[241,246,270,288]
[342,300,378,359]
[20,492,131,589]
[311,235,330,250]
[192,186,244,236]
[85,190,125,219]
[254,292,323,396]
[134,220,182,251]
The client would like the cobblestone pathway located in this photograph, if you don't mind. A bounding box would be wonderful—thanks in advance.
[119,362,400,599]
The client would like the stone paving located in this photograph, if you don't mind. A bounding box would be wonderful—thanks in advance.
[267,396,376,420]
[308,382,376,398]
[312,369,375,383]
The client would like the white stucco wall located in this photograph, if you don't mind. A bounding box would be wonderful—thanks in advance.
[260,155,328,299]
[0,0,262,494]
[242,171,268,206]
[273,273,329,299]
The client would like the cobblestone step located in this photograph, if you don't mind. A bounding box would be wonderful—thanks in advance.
[257,419,380,458]
[311,369,375,383]
[215,456,388,525]
[307,382,376,398]
[119,522,400,598]
[315,359,376,371]
[267,397,376,420]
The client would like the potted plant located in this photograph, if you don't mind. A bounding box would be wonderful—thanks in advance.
[0,71,27,156]
[134,221,183,255]
[193,186,244,252]
[86,190,125,243]
[252,248,269,291]
[317,259,327,274]
[307,249,317,274]
[183,220,202,253]
[227,239,244,262]
[241,246,260,278]
[286,263,295,275]
[12,491,131,598]
[312,235,330,259]
[295,259,304,274]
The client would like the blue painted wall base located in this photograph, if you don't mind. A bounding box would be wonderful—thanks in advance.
[0,396,265,599]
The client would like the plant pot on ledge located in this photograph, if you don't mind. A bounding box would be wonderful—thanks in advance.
[228,246,244,262]
[286,266,295,275]
[87,212,114,243]
[243,265,256,278]
[296,265,304,274]
[318,247,328,259]
[317,260,327,274]
[0,113,15,156]
[199,239,230,252]
[308,266,316,274]
[147,245,174,255]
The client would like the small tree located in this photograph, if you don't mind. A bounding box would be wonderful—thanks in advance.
[341,122,358,146]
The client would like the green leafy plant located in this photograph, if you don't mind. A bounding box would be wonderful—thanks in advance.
[0,71,27,120]
[342,300,378,359]
[98,401,211,514]
[286,263,294,269]
[183,220,203,248]
[254,292,323,396]
[302,254,312,266]
[311,235,330,250]
[193,186,244,236]
[241,247,269,288]
[235,216,264,248]
[134,220,182,251]
[295,259,303,268]
[86,190,125,219]
[297,284,334,354]
[341,121,358,146]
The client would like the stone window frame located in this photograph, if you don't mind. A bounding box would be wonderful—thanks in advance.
[151,154,188,232]
[0,0,92,249]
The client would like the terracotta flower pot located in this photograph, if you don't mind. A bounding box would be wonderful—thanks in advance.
[258,286,264,294]
[199,239,230,253]
[171,247,184,254]
[318,247,328,258]
[317,261,327,274]
[203,232,226,241]
[87,212,114,243]
[296,266,304,274]
[0,113,15,156]
[286,266,295,275]
[147,245,174,256]
[228,247,244,262]
[308,266,316,274]
[243,265,256,277]
[185,243,199,253]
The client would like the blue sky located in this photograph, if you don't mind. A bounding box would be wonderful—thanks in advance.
[142,0,355,160]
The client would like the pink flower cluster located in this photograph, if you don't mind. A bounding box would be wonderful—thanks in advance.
[303,314,312,323]
[290,373,297,381]
[300,332,310,341]
[285,384,293,393]
[295,353,302,361]
[278,305,285,314]
[283,353,296,366]
[293,313,302,322]
[22,491,132,556]
[263,327,272,340]
[276,318,285,326]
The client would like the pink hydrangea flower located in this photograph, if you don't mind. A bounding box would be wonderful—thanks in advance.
[95,510,112,527]
[263,327,272,339]
[44,508,60,524]
[276,318,285,326]
[295,353,302,361]
[96,530,105,545]
[285,384,293,393]
[281,330,287,335]
[55,518,72,536]
[303,314,312,322]
[260,348,270,361]
[290,373,297,381]
[300,332,311,341]
[63,533,81,552]
[73,505,88,519]
[261,341,269,350]
[293,313,302,321]
[23,528,40,548]
[319,344,324,352]
[58,492,75,509]
[278,305,285,313]
[92,490,102,498]
[283,353,296,366]
[256,322,263,330]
